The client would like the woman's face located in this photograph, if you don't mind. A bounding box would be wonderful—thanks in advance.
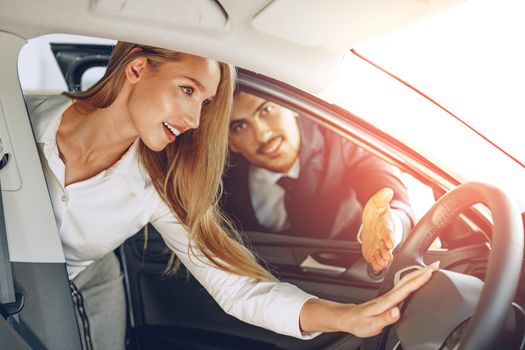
[126,54,221,151]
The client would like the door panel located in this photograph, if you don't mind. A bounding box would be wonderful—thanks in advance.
[247,232,385,290]
[122,226,374,350]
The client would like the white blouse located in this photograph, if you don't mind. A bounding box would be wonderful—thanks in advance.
[26,94,319,339]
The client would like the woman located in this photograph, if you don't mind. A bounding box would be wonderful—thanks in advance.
[27,42,438,349]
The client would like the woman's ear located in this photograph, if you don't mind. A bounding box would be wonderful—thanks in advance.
[125,57,148,84]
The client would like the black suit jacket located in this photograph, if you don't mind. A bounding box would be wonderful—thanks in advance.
[222,118,414,240]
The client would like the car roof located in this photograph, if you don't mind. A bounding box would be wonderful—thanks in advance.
[0,0,463,92]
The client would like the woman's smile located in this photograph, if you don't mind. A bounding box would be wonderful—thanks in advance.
[162,121,182,142]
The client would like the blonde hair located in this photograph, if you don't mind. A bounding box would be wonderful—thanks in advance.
[64,42,274,281]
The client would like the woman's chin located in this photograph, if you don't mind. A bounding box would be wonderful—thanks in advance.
[142,139,169,152]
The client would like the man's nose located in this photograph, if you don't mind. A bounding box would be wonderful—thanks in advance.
[253,120,272,143]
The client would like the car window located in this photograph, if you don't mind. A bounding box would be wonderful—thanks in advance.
[223,93,435,242]
[19,34,114,94]
[81,66,106,91]
[353,0,525,166]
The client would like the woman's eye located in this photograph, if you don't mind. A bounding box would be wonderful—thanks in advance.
[179,86,194,95]
[202,99,211,107]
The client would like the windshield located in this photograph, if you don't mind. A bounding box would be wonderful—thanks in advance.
[339,0,525,166]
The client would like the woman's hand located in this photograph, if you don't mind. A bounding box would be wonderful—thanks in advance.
[299,261,440,337]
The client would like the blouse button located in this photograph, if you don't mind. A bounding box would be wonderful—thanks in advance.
[61,195,67,202]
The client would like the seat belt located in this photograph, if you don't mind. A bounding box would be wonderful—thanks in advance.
[0,149,31,348]
[0,145,22,326]
[0,148,15,306]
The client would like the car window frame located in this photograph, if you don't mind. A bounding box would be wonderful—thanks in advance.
[236,69,493,247]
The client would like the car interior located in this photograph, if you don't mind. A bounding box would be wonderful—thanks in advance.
[1,1,525,349]
[2,40,521,350]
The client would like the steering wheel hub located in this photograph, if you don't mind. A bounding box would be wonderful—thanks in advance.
[395,270,483,349]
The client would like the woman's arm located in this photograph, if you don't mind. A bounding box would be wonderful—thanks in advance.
[151,200,439,339]
[299,261,439,337]
[150,202,319,339]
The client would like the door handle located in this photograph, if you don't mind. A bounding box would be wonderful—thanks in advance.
[300,254,347,275]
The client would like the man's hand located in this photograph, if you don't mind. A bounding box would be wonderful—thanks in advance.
[361,187,397,272]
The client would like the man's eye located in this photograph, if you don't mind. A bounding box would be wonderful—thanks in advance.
[179,86,194,95]
[260,105,273,115]
[230,123,246,134]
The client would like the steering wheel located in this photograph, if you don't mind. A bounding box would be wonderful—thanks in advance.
[362,182,524,350]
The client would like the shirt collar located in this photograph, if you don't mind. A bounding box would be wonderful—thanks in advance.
[31,95,147,197]
[249,158,301,185]
[29,95,72,162]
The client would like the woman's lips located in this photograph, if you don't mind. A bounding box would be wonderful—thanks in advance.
[163,121,183,135]
[163,123,176,141]
[259,137,283,157]
[162,121,183,142]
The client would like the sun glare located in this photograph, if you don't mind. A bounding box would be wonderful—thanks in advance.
[350,0,525,165]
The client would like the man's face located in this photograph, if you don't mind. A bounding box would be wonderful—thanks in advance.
[229,92,301,173]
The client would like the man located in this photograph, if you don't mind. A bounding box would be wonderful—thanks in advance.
[222,92,414,271]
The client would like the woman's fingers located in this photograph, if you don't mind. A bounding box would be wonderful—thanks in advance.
[384,262,439,301]
[365,262,439,315]
[352,306,401,338]
[393,261,440,291]
[377,306,401,329]
[346,262,439,337]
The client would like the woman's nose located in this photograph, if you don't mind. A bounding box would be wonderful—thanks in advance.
[184,105,202,130]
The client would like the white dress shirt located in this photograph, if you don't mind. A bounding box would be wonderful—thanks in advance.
[26,94,319,339]
[249,160,300,232]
